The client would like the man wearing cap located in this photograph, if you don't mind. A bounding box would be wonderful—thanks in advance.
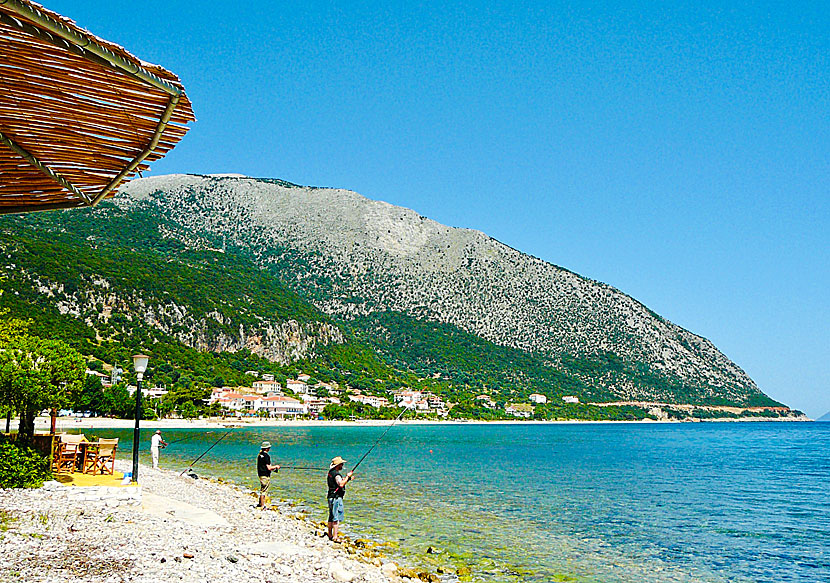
[150,429,167,469]
[257,441,279,509]
[326,456,353,542]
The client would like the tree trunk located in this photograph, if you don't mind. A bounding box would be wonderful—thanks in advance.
[4,411,9,433]
[17,409,36,447]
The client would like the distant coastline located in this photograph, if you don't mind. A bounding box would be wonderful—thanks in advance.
[30,414,812,432]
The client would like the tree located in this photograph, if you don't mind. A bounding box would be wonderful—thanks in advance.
[0,335,84,445]
[179,401,198,419]
[72,375,106,414]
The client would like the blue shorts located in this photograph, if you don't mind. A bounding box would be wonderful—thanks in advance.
[327,497,344,522]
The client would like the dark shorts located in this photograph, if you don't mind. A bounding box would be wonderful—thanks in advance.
[259,475,270,493]
[327,497,344,522]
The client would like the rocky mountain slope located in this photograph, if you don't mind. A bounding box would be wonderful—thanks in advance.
[90,173,772,406]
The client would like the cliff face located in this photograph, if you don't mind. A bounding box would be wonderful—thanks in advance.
[110,174,766,404]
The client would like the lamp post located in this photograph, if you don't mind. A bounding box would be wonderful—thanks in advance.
[131,354,149,483]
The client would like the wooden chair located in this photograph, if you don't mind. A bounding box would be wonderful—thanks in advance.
[55,434,85,473]
[82,438,118,475]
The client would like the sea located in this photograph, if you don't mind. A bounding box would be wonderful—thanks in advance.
[88,422,829,583]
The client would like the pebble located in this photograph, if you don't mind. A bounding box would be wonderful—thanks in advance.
[0,460,409,583]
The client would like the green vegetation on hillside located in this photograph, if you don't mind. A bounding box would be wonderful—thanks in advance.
[0,203,785,419]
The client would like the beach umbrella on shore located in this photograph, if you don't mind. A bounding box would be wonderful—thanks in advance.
[0,0,195,214]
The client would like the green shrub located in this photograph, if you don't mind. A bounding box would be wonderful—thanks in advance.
[0,443,52,488]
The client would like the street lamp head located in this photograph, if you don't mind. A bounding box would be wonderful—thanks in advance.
[132,354,149,379]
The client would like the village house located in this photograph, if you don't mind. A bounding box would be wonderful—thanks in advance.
[426,393,446,411]
[317,382,339,395]
[392,389,422,407]
[287,379,315,396]
[348,394,390,408]
[85,369,110,385]
[126,385,168,399]
[562,396,579,404]
[476,394,497,409]
[529,393,548,404]
[211,392,246,411]
[209,387,254,403]
[505,403,534,418]
[305,396,341,415]
[257,395,306,417]
[252,380,282,394]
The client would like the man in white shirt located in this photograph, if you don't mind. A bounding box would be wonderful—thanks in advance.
[150,429,167,469]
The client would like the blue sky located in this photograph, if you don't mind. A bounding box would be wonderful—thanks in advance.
[52,1,828,417]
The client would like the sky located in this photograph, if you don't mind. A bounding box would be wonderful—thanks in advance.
[49,1,828,417]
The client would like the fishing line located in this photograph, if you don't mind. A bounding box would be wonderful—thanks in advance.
[165,432,203,447]
[351,405,411,473]
[179,428,233,476]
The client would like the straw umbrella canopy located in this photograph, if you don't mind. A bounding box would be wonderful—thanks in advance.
[0,0,196,214]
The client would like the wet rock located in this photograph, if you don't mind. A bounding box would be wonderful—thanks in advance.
[398,567,419,579]
[456,565,472,577]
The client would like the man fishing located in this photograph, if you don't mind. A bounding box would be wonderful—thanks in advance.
[150,429,168,469]
[256,441,280,510]
[327,455,353,542]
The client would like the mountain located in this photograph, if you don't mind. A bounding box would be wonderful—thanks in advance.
[0,174,784,409]
[817,411,830,422]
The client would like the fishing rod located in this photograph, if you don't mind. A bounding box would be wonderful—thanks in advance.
[351,405,411,473]
[179,428,233,476]
[275,465,329,472]
[165,432,203,447]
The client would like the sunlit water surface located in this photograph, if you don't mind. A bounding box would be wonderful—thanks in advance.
[86,422,830,583]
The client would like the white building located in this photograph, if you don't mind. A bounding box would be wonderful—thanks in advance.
[259,395,306,417]
[476,395,496,409]
[505,403,533,418]
[392,390,422,407]
[529,393,548,404]
[253,380,282,394]
[126,385,168,399]
[349,394,390,408]
[288,379,315,396]
[562,396,579,404]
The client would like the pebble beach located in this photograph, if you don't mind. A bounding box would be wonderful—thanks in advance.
[0,460,434,583]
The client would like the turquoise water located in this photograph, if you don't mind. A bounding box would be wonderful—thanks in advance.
[90,422,830,582]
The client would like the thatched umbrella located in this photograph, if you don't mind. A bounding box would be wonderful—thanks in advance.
[0,0,196,214]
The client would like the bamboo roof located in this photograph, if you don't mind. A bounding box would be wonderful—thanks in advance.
[0,0,195,214]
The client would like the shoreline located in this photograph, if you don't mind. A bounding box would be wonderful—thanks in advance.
[0,459,416,583]
[31,415,812,431]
